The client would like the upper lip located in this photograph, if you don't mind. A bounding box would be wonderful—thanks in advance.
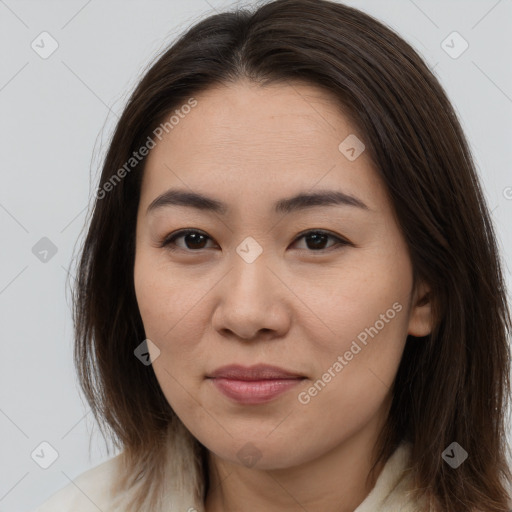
[207,364,305,380]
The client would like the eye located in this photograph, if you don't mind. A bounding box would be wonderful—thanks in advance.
[159,229,351,253]
[291,229,350,252]
[160,229,216,251]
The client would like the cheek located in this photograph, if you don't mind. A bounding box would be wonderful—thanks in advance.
[134,253,207,416]
[135,249,193,337]
[300,253,412,357]
[294,301,408,445]
[133,249,211,375]
[298,244,413,406]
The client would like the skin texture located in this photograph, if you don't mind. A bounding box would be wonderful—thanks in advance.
[133,80,433,512]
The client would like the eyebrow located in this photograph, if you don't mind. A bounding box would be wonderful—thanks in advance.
[146,188,370,216]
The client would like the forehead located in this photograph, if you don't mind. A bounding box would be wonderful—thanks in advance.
[166,79,353,155]
[140,80,389,216]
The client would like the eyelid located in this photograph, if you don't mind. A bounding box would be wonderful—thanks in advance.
[160,228,352,252]
[292,229,351,249]
[160,228,215,250]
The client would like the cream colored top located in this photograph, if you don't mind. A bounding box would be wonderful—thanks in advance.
[32,442,424,511]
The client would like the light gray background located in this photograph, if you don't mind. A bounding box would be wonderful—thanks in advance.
[1,0,511,511]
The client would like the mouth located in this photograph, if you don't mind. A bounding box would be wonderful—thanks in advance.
[206,364,306,404]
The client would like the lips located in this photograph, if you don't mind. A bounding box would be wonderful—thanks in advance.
[207,364,306,404]
[207,364,304,380]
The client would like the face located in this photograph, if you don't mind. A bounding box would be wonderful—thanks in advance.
[133,80,432,470]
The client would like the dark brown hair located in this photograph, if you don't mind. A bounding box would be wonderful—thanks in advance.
[72,0,512,510]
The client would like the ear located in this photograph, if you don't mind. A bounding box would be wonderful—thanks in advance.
[407,279,433,337]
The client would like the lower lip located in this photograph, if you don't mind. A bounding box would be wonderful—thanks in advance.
[209,378,304,404]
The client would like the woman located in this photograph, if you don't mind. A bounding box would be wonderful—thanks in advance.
[33,0,512,510]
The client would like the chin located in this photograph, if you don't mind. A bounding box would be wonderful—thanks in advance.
[202,434,317,471]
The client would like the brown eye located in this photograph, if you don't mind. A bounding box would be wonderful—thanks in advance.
[292,230,350,252]
[161,229,215,251]
[160,229,350,253]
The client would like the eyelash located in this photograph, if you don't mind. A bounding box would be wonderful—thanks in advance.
[159,229,351,254]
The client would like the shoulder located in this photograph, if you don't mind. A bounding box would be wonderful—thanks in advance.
[355,441,427,512]
[31,453,123,512]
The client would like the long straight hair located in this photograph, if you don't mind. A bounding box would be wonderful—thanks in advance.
[72,1,512,510]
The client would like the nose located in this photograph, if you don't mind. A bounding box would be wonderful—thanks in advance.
[211,254,291,341]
